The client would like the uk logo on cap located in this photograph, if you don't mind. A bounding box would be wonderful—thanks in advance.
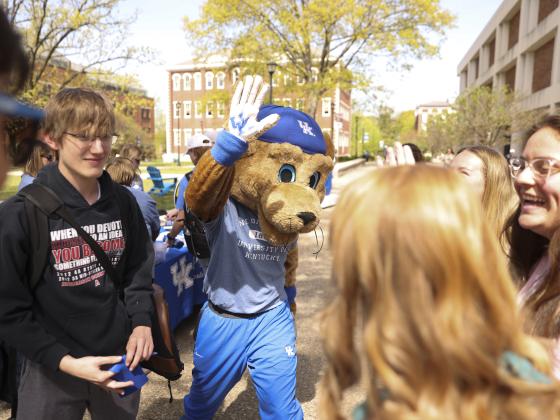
[257,105,326,155]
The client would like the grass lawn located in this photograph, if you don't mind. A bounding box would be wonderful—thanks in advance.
[0,163,187,212]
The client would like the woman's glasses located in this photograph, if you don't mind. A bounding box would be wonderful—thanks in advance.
[509,157,560,179]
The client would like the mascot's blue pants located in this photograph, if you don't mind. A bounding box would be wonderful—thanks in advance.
[182,301,303,420]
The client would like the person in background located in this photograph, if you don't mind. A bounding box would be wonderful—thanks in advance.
[166,133,212,246]
[449,145,518,254]
[106,157,160,242]
[402,142,424,162]
[15,140,54,190]
[0,6,43,188]
[320,165,560,420]
[119,144,144,191]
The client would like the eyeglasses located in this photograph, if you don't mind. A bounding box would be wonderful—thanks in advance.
[509,156,560,179]
[64,132,118,146]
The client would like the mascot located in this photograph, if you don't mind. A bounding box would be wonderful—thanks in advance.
[182,75,333,420]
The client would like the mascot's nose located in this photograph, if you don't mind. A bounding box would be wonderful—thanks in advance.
[297,212,316,225]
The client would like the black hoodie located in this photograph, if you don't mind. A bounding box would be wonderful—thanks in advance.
[0,164,154,371]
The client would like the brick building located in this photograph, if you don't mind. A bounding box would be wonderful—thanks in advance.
[165,57,352,161]
[458,0,560,116]
[414,101,453,132]
[36,56,155,145]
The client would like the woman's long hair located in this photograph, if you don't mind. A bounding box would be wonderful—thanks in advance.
[457,145,518,254]
[509,114,560,337]
[320,165,559,419]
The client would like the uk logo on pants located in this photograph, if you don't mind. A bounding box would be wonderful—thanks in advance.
[285,345,295,357]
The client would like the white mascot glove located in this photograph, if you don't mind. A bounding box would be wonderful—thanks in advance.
[228,75,279,142]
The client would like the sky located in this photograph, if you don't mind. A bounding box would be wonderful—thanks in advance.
[118,0,503,114]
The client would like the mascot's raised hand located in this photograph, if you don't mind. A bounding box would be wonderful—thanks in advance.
[228,75,280,142]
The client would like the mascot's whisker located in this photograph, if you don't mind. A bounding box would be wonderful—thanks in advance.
[312,223,324,259]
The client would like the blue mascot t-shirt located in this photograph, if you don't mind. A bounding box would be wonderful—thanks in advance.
[203,198,296,314]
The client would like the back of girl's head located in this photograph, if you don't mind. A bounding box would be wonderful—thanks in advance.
[321,165,559,419]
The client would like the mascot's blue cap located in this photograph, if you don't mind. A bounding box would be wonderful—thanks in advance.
[257,105,326,155]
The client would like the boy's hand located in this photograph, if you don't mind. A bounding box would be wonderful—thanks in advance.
[228,75,279,142]
[59,354,133,395]
[125,325,153,370]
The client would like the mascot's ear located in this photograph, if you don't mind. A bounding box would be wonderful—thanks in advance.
[322,131,335,160]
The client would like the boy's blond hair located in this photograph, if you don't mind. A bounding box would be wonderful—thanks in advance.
[43,88,115,143]
[105,157,136,186]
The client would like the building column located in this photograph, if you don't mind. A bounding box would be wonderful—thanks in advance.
[552,34,560,85]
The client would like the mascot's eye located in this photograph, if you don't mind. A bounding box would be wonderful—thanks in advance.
[278,164,296,183]
[309,172,321,189]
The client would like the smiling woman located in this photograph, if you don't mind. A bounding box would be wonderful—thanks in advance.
[508,114,560,377]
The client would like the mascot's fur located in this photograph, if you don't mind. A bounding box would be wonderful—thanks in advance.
[186,119,334,308]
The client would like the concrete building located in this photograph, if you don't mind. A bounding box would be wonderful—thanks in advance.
[414,101,453,132]
[458,0,560,116]
[165,57,352,162]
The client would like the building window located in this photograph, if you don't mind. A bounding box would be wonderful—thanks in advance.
[538,0,559,23]
[195,128,202,135]
[183,73,192,91]
[194,72,202,90]
[195,101,202,118]
[311,67,319,83]
[172,74,181,91]
[272,71,280,87]
[488,38,496,68]
[173,129,180,146]
[473,56,479,80]
[184,128,192,145]
[183,101,192,119]
[296,73,304,85]
[283,98,292,107]
[206,101,214,118]
[296,99,304,111]
[141,108,151,121]
[322,97,332,117]
[232,68,240,84]
[217,101,225,118]
[205,71,214,90]
[504,65,516,92]
[173,101,180,119]
[216,72,225,89]
[284,73,291,86]
[508,11,520,50]
[532,38,555,93]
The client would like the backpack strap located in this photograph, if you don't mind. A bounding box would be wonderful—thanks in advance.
[18,184,64,290]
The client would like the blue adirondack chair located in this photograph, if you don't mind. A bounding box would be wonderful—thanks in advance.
[147,166,177,196]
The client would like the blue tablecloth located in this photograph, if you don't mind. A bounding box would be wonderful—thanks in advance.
[154,246,206,330]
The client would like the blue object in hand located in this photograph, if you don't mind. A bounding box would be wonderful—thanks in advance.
[107,355,148,397]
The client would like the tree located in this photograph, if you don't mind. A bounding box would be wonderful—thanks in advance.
[423,86,540,152]
[3,0,152,104]
[184,0,454,117]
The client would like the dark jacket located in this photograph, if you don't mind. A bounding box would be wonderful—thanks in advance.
[0,164,153,371]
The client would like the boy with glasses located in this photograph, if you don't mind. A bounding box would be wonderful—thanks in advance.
[0,87,154,420]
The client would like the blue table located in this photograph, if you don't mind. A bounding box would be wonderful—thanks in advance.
[154,246,206,330]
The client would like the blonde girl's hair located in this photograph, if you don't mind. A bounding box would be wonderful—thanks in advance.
[320,165,559,420]
[457,145,518,253]
[24,140,52,177]
[105,157,136,186]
